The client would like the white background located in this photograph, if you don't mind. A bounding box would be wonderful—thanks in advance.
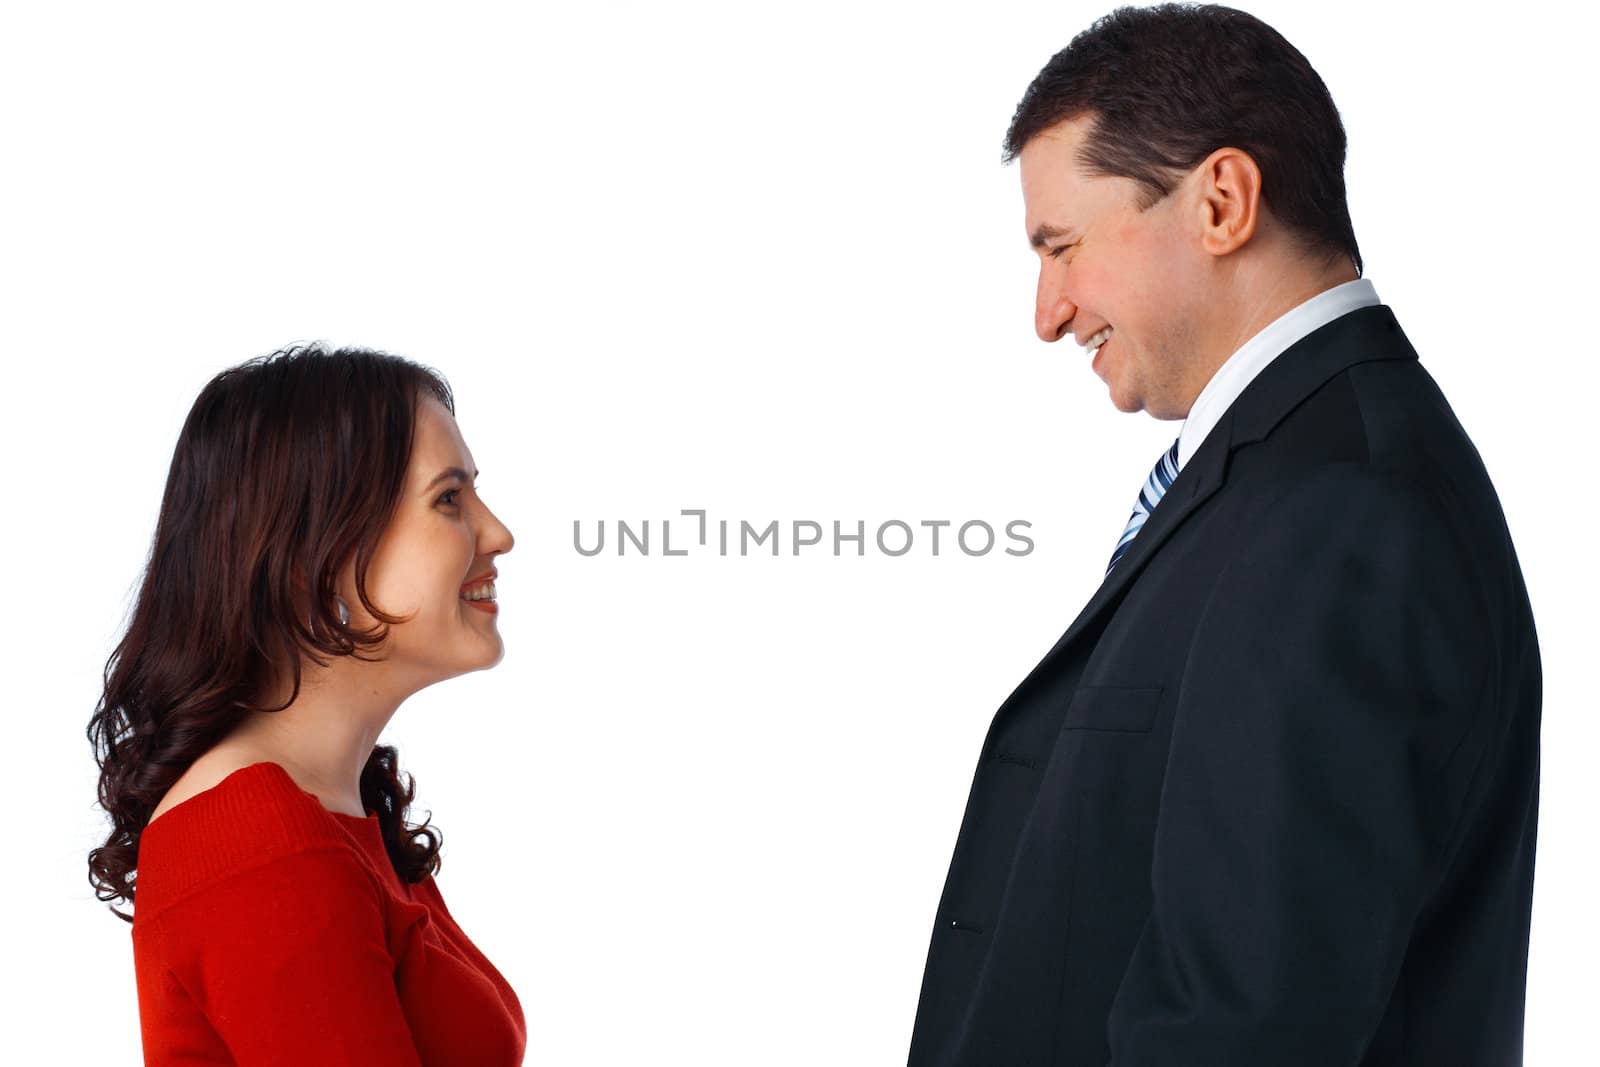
[4,1,1593,1063]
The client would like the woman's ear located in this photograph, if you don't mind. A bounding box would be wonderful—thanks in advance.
[288,561,314,614]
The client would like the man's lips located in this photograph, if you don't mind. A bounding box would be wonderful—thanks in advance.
[1091,333,1112,375]
[1073,321,1113,347]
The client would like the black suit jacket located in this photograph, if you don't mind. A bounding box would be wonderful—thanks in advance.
[908,304,1542,1066]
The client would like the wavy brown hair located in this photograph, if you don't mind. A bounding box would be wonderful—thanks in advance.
[87,343,455,922]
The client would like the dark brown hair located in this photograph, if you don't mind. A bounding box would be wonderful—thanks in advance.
[1003,2,1362,276]
[87,343,454,922]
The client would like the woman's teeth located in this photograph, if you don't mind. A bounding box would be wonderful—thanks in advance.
[460,581,496,602]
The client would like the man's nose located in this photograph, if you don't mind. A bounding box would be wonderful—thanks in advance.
[1035,272,1074,343]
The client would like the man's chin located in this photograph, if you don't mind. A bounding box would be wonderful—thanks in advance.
[1107,386,1143,415]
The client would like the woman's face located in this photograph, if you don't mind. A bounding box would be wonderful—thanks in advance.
[343,394,515,688]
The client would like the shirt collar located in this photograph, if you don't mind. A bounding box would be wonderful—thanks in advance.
[1176,277,1380,469]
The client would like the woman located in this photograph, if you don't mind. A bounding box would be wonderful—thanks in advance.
[86,344,524,1065]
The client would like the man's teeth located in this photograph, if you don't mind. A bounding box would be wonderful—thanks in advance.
[1085,326,1114,351]
[460,581,496,601]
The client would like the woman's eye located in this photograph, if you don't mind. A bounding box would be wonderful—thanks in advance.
[438,489,461,507]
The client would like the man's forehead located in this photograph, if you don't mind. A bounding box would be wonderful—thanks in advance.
[1020,153,1086,245]
[1022,117,1092,162]
[1019,124,1121,241]
[1020,131,1089,199]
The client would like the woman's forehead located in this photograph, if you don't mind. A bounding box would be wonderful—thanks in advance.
[411,397,473,475]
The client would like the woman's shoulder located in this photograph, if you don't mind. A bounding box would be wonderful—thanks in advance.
[146,748,323,828]
[136,755,374,921]
[147,749,255,826]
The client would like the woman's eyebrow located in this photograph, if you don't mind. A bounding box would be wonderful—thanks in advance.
[424,466,478,490]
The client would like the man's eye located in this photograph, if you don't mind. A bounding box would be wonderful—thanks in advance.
[1048,243,1073,259]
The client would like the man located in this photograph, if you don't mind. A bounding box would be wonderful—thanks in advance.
[908,5,1541,1065]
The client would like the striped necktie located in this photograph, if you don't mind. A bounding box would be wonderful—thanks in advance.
[1106,437,1181,576]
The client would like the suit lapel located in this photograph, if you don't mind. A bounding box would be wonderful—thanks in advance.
[1020,303,1421,682]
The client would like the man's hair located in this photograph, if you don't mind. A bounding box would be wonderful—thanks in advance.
[1004,2,1362,276]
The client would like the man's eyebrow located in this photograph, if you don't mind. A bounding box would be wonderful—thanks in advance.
[424,466,478,491]
[1029,223,1077,249]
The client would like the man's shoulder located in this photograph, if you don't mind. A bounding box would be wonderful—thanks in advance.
[1244,354,1503,538]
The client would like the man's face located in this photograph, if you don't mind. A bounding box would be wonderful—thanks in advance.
[1019,114,1214,420]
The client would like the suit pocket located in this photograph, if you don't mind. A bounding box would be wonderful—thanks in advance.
[1062,685,1163,733]
[1057,685,1165,813]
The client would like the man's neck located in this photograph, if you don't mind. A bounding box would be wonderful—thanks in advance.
[1186,257,1360,417]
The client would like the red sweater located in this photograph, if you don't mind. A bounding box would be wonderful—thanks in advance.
[131,761,525,1065]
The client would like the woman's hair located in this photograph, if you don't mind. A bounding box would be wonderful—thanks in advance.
[87,342,455,923]
[1002,2,1363,277]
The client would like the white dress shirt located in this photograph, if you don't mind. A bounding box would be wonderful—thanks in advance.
[1176,277,1380,471]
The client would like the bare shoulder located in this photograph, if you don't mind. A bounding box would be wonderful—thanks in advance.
[146,745,266,827]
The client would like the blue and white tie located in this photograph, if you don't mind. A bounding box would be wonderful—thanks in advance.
[1106,437,1181,576]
